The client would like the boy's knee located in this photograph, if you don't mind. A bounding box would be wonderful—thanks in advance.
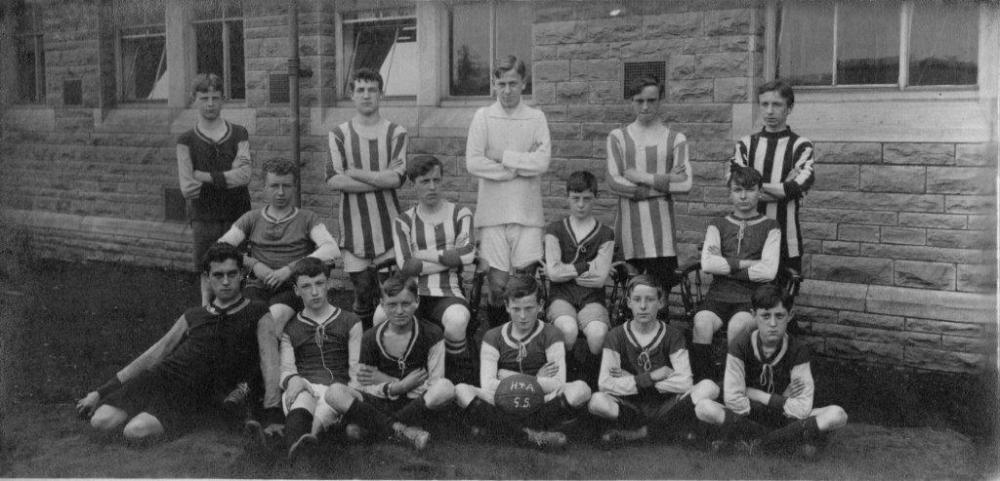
[563,381,592,406]
[442,306,470,335]
[122,415,163,441]
[454,383,478,407]
[694,399,724,424]
[425,379,456,406]
[692,379,720,402]
[553,316,578,336]
[588,393,616,418]
[90,407,125,432]
[692,311,719,342]
[324,383,356,412]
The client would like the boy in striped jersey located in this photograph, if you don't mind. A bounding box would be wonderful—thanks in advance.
[327,68,407,331]
[606,75,692,305]
[588,275,719,444]
[694,285,847,457]
[732,80,815,281]
[454,275,592,449]
[279,258,362,459]
[544,171,615,387]
[690,166,780,382]
[323,275,453,451]
[373,155,477,383]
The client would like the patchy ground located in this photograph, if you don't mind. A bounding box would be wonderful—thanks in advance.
[0,259,996,479]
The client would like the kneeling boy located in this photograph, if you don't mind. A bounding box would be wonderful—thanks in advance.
[324,275,454,450]
[454,275,592,449]
[588,275,718,443]
[694,285,847,456]
[544,171,615,387]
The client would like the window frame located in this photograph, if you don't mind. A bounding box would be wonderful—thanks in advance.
[115,24,168,103]
[445,0,533,100]
[774,0,981,92]
[13,3,45,105]
[191,12,245,101]
[335,7,419,102]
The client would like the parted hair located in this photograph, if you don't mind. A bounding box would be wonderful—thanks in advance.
[380,273,419,299]
[728,165,764,189]
[504,274,542,302]
[493,55,527,80]
[191,73,223,96]
[757,79,795,108]
[406,155,443,182]
[291,257,329,283]
[201,242,243,273]
[626,274,663,299]
[349,67,384,92]
[625,74,664,100]
[751,284,791,312]
[566,170,598,195]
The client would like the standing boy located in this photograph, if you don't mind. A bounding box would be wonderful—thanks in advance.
[732,79,815,281]
[327,68,407,331]
[690,166,780,382]
[606,75,692,303]
[465,55,551,328]
[544,171,615,386]
[694,285,847,457]
[279,258,362,458]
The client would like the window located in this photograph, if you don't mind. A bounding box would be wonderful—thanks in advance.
[116,0,167,101]
[13,2,45,103]
[340,8,418,98]
[778,0,978,88]
[449,1,532,96]
[193,1,245,100]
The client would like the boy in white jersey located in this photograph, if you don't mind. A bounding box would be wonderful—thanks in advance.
[606,75,692,309]
[465,55,551,328]
[372,155,477,384]
[327,68,407,331]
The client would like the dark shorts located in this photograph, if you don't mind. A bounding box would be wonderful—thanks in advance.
[244,281,304,312]
[360,392,429,426]
[101,370,215,431]
[617,391,682,425]
[191,220,233,271]
[747,400,794,429]
[416,295,469,326]
[700,295,752,324]
[547,282,605,310]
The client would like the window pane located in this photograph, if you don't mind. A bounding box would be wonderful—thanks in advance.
[15,36,37,102]
[228,21,245,100]
[836,1,900,85]
[344,19,418,97]
[909,1,977,86]
[778,1,835,86]
[195,21,245,100]
[195,22,223,81]
[450,3,491,96]
[121,35,167,100]
[194,0,242,20]
[495,1,533,94]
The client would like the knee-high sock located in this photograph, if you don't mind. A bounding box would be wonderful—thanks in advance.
[533,393,584,428]
[394,396,428,426]
[759,416,819,449]
[344,399,395,439]
[284,408,313,448]
[690,343,714,382]
[464,398,521,439]
[657,395,697,432]
[616,402,644,429]
[722,410,768,441]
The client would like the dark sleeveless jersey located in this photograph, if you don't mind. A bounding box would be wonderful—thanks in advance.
[545,217,615,302]
[360,317,443,380]
[176,121,251,221]
[482,321,562,376]
[604,320,686,376]
[284,307,360,385]
[730,330,810,395]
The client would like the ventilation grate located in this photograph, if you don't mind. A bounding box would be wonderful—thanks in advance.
[269,73,289,104]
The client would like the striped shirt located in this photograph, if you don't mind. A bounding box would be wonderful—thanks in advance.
[327,119,407,259]
[732,127,815,259]
[606,124,692,260]
[393,202,475,299]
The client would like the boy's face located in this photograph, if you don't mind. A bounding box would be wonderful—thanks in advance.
[567,190,595,220]
[351,79,382,116]
[294,273,330,311]
[754,302,791,345]
[207,259,242,304]
[627,284,662,324]
[413,165,443,208]
[381,288,418,327]
[264,172,296,209]
[631,85,662,124]
[506,293,540,330]
[729,183,761,215]
[193,88,223,121]
[494,69,524,110]
[758,90,791,132]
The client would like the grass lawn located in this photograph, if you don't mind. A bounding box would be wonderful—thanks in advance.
[0,259,996,479]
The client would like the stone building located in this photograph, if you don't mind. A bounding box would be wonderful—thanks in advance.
[0,0,996,376]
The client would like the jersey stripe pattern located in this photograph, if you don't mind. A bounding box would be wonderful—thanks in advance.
[607,126,687,259]
[327,120,407,259]
[394,202,474,299]
[733,128,815,259]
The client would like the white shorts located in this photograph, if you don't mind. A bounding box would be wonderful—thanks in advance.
[478,224,543,273]
[546,298,610,330]
[282,382,342,428]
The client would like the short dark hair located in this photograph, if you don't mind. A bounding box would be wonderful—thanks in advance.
[381,274,418,300]
[757,79,795,108]
[406,155,443,182]
[201,242,243,273]
[728,165,764,190]
[504,274,541,303]
[566,171,598,196]
[263,158,297,178]
[493,55,527,80]
[291,257,329,284]
[625,74,664,100]
[191,73,223,96]
[349,68,384,92]
[626,274,663,299]
[751,284,791,312]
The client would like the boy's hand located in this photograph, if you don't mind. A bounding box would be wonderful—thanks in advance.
[358,364,395,385]
[784,166,802,183]
[623,169,644,185]
[648,365,673,382]
[486,146,504,163]
[787,378,806,398]
[537,361,559,378]
[76,391,100,419]
[265,266,292,288]
[528,141,542,153]
[399,368,428,392]
[609,367,625,378]
[283,376,310,406]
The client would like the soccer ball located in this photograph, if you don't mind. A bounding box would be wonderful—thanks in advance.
[494,374,544,418]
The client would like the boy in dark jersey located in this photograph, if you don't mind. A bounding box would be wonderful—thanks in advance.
[544,171,615,387]
[690,166,781,382]
[76,244,269,442]
[694,285,847,457]
[279,258,362,458]
[454,275,592,449]
[588,275,719,444]
[323,275,453,451]
[177,74,252,273]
